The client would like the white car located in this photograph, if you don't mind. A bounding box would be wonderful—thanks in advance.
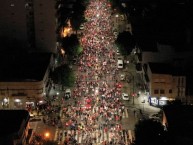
[65,89,71,99]
[116,49,120,55]
[122,93,129,101]
[80,24,84,30]
[120,74,125,81]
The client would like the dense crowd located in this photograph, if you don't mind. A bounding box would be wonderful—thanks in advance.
[59,0,130,144]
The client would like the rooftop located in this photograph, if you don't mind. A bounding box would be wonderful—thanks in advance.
[148,62,172,74]
[0,52,52,82]
[0,110,30,137]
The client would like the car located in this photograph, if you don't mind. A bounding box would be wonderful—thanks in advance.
[117,59,123,69]
[64,89,71,99]
[120,74,125,81]
[122,93,130,101]
[117,57,122,60]
[80,24,84,30]
[149,114,160,121]
[116,49,120,55]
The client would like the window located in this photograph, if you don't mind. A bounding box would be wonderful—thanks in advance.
[154,89,159,94]
[169,89,172,94]
[10,3,14,7]
[160,89,165,94]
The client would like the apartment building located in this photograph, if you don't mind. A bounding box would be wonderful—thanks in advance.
[0,53,54,109]
[0,0,57,53]
[146,62,186,106]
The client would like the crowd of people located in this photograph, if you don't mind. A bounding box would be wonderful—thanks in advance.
[57,0,132,144]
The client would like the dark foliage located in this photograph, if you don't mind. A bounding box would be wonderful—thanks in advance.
[115,31,135,55]
[133,119,166,145]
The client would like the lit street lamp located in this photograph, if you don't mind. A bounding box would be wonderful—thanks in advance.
[44,131,50,139]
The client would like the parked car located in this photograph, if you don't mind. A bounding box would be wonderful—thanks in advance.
[122,93,130,101]
[116,49,120,55]
[120,74,125,81]
[64,89,71,99]
[117,59,123,69]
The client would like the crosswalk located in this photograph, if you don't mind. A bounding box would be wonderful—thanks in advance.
[54,128,134,145]
[91,108,129,119]
[62,108,129,120]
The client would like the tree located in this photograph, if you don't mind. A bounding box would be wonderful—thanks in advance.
[70,1,86,32]
[51,64,75,87]
[62,34,80,57]
[133,119,166,145]
[115,31,135,56]
[61,34,83,62]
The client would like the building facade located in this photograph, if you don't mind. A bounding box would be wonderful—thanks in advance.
[0,53,54,110]
[146,63,186,106]
[0,0,57,53]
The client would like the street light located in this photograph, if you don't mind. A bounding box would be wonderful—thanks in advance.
[44,131,50,139]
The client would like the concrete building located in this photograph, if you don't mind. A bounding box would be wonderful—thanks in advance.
[146,62,186,106]
[134,42,193,104]
[0,110,31,145]
[0,53,54,109]
[0,0,57,53]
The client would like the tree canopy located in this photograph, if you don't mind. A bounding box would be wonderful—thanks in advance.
[133,119,166,145]
[115,31,135,56]
[51,64,75,87]
[70,1,86,31]
[61,34,83,60]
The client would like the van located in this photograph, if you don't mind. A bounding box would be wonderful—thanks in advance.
[117,59,123,69]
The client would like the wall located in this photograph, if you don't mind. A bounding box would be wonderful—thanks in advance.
[33,0,57,53]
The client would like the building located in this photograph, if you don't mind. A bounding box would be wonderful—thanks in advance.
[0,110,31,145]
[0,0,57,53]
[0,53,54,109]
[134,42,193,104]
[162,105,193,145]
[146,62,186,106]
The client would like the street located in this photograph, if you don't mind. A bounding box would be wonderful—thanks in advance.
[30,0,160,144]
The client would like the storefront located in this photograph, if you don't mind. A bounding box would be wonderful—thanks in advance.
[1,97,9,108]
[14,98,23,108]
[149,96,169,107]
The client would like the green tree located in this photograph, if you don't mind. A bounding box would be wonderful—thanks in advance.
[133,119,166,145]
[115,31,135,56]
[70,1,86,32]
[61,34,83,61]
[51,64,75,87]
